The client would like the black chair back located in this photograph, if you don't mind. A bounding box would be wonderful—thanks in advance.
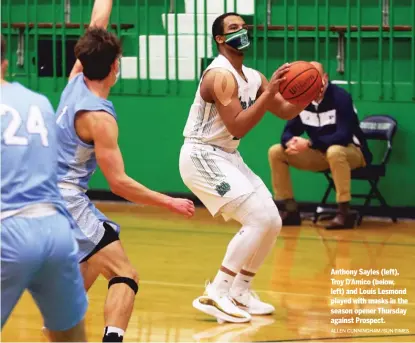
[359,115,397,165]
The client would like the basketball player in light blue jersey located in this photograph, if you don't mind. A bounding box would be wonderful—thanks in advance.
[54,1,195,341]
[0,36,88,341]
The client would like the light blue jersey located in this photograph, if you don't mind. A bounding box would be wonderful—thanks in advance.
[1,82,63,212]
[1,82,87,330]
[54,73,120,262]
[55,73,117,190]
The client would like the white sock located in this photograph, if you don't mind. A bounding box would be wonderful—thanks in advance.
[212,270,236,293]
[105,326,125,337]
[231,273,254,296]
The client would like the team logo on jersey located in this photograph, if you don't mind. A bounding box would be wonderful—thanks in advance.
[216,181,231,197]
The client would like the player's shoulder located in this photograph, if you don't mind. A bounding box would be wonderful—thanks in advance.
[10,82,54,113]
[70,78,116,118]
[67,71,84,83]
[84,109,117,126]
[200,68,238,101]
[62,72,84,96]
[85,110,118,140]
[204,67,235,80]
[202,68,238,90]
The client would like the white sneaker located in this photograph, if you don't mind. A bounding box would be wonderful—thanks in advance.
[230,289,275,315]
[193,282,251,323]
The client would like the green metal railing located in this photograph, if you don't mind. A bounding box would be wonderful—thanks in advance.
[0,0,414,101]
[357,0,362,99]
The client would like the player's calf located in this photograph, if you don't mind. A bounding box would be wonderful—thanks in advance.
[84,237,139,342]
[230,198,281,315]
[102,267,139,342]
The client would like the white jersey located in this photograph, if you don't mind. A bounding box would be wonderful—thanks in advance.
[183,54,262,151]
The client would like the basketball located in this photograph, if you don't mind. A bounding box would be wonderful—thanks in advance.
[279,61,323,107]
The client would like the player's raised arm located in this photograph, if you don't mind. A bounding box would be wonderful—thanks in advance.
[201,65,289,139]
[89,0,113,28]
[83,111,195,217]
[69,0,114,80]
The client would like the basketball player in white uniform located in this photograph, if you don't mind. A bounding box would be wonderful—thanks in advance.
[179,13,318,323]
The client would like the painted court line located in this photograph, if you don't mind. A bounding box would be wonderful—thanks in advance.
[139,279,415,305]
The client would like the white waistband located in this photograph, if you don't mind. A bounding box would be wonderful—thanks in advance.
[58,182,87,193]
[1,203,57,220]
[184,138,236,154]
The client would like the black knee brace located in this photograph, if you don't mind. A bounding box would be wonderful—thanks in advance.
[108,277,139,294]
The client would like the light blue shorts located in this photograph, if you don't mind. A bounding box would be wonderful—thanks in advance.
[59,188,120,262]
[1,213,88,331]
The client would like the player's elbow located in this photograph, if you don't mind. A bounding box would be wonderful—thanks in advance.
[108,175,128,197]
[278,104,303,120]
[233,130,247,139]
[227,124,247,139]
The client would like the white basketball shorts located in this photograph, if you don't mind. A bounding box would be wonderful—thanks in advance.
[179,142,272,219]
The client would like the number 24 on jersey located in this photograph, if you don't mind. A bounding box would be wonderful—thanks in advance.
[0,104,49,147]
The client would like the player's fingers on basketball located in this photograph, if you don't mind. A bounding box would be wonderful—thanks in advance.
[270,69,285,83]
[272,69,290,87]
[268,72,285,93]
[273,64,290,80]
[276,63,290,75]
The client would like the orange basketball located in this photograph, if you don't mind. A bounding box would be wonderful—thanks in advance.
[279,61,322,107]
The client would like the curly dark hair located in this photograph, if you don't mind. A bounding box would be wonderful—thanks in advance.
[75,27,122,80]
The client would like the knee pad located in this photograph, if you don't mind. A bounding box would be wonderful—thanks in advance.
[108,277,139,295]
[228,193,278,234]
[268,208,282,235]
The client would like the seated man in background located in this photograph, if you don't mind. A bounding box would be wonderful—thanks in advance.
[268,62,372,229]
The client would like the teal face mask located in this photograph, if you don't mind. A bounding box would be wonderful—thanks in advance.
[224,28,250,51]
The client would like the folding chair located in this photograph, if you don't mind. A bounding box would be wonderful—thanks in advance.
[313,115,398,226]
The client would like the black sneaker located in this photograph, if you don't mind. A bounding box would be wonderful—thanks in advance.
[325,212,357,230]
[281,211,302,226]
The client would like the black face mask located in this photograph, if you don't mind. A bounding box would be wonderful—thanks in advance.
[224,28,250,51]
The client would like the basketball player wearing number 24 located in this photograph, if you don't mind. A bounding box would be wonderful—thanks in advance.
[179,12,323,323]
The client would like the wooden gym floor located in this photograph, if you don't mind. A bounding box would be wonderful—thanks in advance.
[2,203,415,342]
